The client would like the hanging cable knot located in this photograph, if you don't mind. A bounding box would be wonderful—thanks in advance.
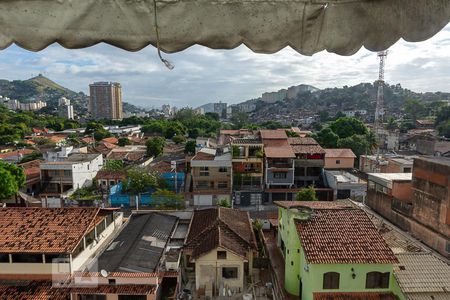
[153,0,174,70]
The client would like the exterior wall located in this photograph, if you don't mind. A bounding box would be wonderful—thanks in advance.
[277,207,400,299]
[72,155,103,190]
[89,82,123,120]
[0,259,70,275]
[324,157,354,169]
[277,207,302,296]
[194,247,248,292]
[72,212,123,271]
[300,260,396,300]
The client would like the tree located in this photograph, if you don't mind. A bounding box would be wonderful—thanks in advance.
[0,162,25,199]
[102,159,124,171]
[118,137,132,147]
[337,134,370,157]
[437,120,450,138]
[152,189,184,209]
[231,111,249,128]
[146,137,165,157]
[404,99,426,121]
[122,168,158,195]
[285,130,299,138]
[329,117,368,139]
[318,111,329,122]
[217,198,231,208]
[296,186,318,201]
[385,117,398,131]
[172,135,186,144]
[164,121,185,139]
[184,140,196,155]
[311,128,339,148]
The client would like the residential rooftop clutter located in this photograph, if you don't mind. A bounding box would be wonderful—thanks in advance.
[273,200,400,299]
[188,147,232,206]
[183,207,257,297]
[366,156,450,258]
[0,207,123,277]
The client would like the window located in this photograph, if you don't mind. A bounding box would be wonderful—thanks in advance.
[323,272,340,289]
[217,251,227,259]
[218,181,228,189]
[11,254,43,263]
[108,279,116,285]
[197,181,210,189]
[118,296,146,300]
[222,267,238,279]
[96,220,106,236]
[219,167,228,173]
[199,166,209,176]
[72,240,85,258]
[85,229,96,246]
[366,272,390,289]
[274,172,287,179]
[0,253,9,263]
[80,295,106,300]
[336,160,341,165]
[45,254,69,264]
[105,213,113,227]
[403,167,411,173]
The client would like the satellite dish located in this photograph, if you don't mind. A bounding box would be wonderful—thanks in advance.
[100,269,109,278]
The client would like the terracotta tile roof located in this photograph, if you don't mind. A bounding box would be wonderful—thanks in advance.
[295,208,398,264]
[288,137,325,154]
[185,208,256,259]
[324,148,356,158]
[101,137,118,144]
[0,207,104,253]
[95,170,126,180]
[264,146,295,158]
[260,129,288,139]
[73,272,162,278]
[18,159,43,177]
[313,292,398,300]
[81,137,94,144]
[274,200,354,210]
[192,151,215,161]
[70,284,156,295]
[0,149,34,159]
[0,280,70,300]
[231,137,262,145]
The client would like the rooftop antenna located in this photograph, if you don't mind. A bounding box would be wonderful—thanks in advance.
[375,50,388,164]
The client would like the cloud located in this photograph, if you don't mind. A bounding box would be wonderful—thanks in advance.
[1,24,450,108]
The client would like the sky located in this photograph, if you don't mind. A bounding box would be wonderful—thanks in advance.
[1,24,450,109]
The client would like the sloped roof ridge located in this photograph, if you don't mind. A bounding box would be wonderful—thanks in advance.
[217,207,255,248]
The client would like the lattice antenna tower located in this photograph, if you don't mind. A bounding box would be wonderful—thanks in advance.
[375,50,387,161]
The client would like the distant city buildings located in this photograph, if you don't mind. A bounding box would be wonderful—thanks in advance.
[57,97,74,119]
[197,101,227,118]
[0,95,47,111]
[89,82,123,120]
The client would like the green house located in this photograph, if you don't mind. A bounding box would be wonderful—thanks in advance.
[275,201,404,300]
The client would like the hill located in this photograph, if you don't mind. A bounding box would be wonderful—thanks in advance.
[0,75,142,116]
[237,82,450,122]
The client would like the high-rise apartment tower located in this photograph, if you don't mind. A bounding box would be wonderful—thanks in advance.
[89,82,123,120]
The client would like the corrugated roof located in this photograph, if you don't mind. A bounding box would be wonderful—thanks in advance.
[295,208,398,264]
[394,253,450,294]
[324,148,356,158]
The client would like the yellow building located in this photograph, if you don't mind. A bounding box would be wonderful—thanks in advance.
[183,207,257,297]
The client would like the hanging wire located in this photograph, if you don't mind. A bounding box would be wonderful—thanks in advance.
[153,0,175,70]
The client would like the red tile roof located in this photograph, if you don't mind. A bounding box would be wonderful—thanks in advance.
[0,207,107,253]
[324,148,356,158]
[260,129,288,139]
[101,137,119,144]
[264,147,295,158]
[185,208,256,259]
[0,149,34,159]
[288,137,325,154]
[295,208,398,264]
[274,200,353,210]
[70,284,156,295]
[192,151,215,161]
[313,292,398,300]
[0,281,70,300]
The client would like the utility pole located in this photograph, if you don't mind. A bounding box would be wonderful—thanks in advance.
[375,50,388,165]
